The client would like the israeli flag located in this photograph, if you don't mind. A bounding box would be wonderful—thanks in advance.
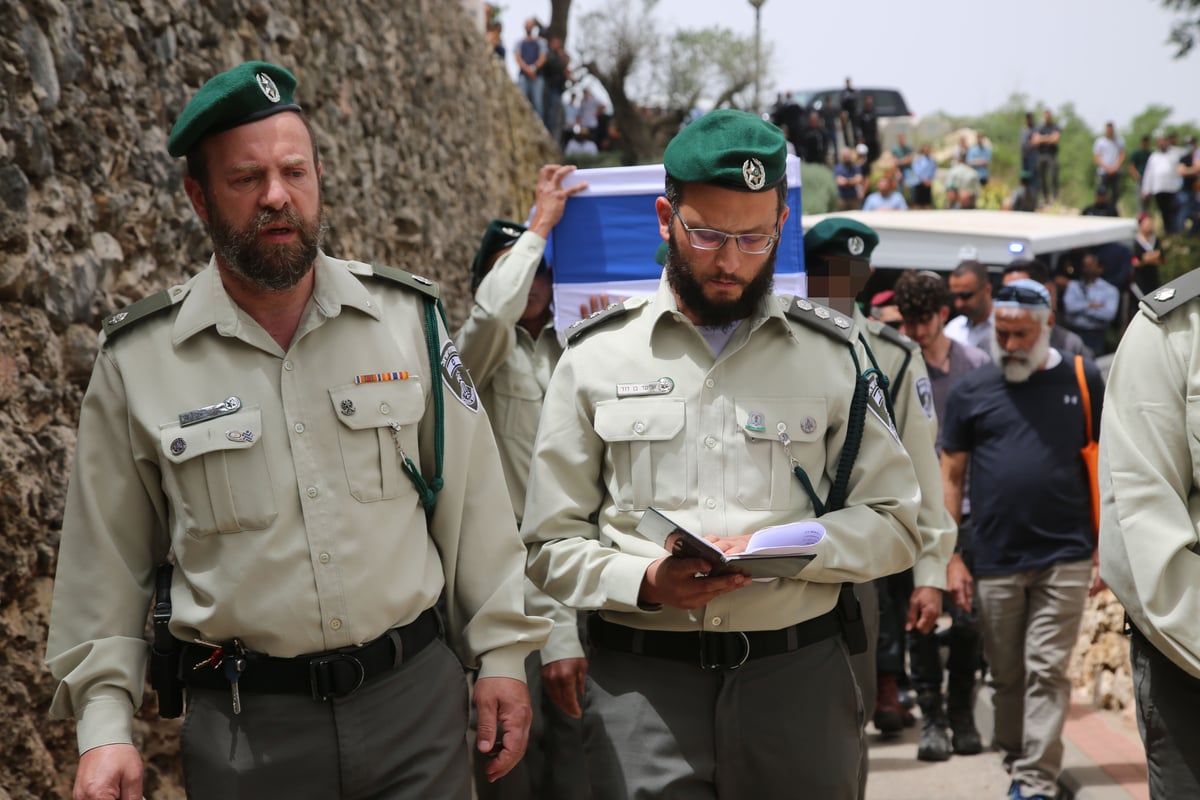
[547,155,805,334]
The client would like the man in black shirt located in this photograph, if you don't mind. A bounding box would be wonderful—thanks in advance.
[798,110,830,166]
[942,280,1102,800]
[1032,110,1062,206]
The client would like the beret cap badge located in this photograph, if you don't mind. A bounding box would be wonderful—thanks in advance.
[742,158,766,190]
[848,235,865,256]
[256,71,280,102]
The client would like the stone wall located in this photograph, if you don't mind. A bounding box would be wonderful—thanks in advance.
[0,0,555,796]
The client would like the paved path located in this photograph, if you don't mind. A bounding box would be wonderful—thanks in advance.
[864,689,1149,800]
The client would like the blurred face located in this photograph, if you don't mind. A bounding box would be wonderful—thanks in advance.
[1105,123,1115,139]
[877,177,892,195]
[1139,215,1155,236]
[991,309,1052,383]
[1043,110,1052,125]
[186,112,324,292]
[520,271,553,328]
[902,307,949,349]
[948,273,990,323]
[1082,254,1104,279]
[656,183,787,328]
[806,256,870,315]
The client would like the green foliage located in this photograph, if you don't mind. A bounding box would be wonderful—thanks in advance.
[1161,234,1200,283]
[1162,0,1200,56]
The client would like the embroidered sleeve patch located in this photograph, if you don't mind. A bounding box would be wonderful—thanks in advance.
[440,340,480,413]
[865,371,899,443]
[914,376,935,421]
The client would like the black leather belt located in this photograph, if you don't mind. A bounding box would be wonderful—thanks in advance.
[587,609,842,670]
[182,608,440,701]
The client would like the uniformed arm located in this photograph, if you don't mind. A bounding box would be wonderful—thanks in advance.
[455,232,545,387]
[422,322,551,682]
[888,359,955,633]
[892,359,955,591]
[522,350,661,612]
[1099,310,1200,676]
[45,349,171,757]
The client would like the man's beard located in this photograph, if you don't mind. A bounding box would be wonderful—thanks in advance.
[206,191,324,291]
[991,323,1052,383]
[665,227,776,329]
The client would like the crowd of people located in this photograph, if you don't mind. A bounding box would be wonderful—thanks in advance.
[43,55,1200,800]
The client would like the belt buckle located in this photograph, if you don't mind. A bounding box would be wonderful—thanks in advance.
[699,631,750,670]
[309,653,366,701]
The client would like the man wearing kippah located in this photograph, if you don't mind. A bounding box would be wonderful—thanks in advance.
[941,279,1104,800]
[44,61,550,799]
[521,109,922,798]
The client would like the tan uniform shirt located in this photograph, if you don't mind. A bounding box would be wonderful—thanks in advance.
[1099,296,1200,678]
[522,277,922,633]
[455,231,582,663]
[857,312,955,589]
[46,253,550,753]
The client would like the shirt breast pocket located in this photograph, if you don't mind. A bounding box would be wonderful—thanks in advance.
[330,380,425,503]
[593,398,687,512]
[158,407,276,537]
[491,366,544,444]
[734,397,827,510]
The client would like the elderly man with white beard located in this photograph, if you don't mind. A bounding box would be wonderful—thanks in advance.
[939,279,1104,800]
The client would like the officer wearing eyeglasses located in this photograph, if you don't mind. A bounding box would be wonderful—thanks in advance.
[521,109,922,798]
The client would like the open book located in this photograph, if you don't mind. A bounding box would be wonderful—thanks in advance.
[635,507,824,579]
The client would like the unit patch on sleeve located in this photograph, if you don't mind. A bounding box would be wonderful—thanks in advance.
[440,340,479,413]
[914,376,935,421]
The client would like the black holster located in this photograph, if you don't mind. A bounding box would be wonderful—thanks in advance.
[149,563,184,718]
[836,582,868,655]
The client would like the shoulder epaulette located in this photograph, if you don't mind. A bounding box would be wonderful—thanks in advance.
[365,264,440,300]
[784,296,855,344]
[101,287,187,342]
[1140,268,1200,321]
[566,297,645,345]
[867,318,918,352]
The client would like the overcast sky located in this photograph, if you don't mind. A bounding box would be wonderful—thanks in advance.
[497,0,1196,131]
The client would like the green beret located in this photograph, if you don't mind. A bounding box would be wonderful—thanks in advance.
[471,219,528,290]
[804,217,879,261]
[168,61,302,158]
[654,240,669,266]
[663,109,786,192]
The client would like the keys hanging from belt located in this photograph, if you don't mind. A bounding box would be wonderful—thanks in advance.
[191,636,248,714]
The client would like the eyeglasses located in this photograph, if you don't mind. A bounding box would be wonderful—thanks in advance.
[671,207,779,255]
[994,285,1049,307]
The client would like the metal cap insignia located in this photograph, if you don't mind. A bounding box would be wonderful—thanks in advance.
[848,236,865,256]
[742,158,766,190]
[256,71,280,102]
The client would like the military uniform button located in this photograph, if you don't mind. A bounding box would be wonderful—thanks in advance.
[380,403,391,414]
[294,422,305,433]
[306,486,318,498]
[706,497,717,509]
[711,616,722,626]
[704,435,717,449]
[705,378,715,388]
[319,552,331,564]
[283,360,294,371]
[633,421,646,434]
[330,618,342,630]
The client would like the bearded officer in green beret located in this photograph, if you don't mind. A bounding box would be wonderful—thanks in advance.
[805,219,960,782]
[44,61,550,800]
[521,109,921,798]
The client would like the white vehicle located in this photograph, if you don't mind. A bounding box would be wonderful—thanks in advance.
[800,209,1136,276]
